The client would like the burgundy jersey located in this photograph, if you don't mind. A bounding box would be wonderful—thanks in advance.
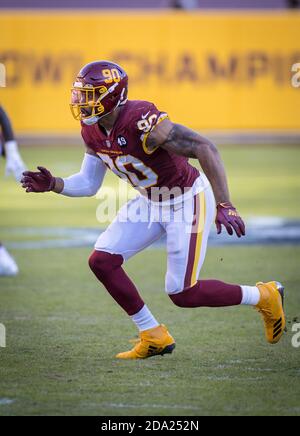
[81,100,199,198]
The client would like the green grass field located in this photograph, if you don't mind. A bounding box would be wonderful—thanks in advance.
[0,145,300,416]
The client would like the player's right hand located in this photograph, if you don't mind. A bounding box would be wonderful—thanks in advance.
[21,166,56,193]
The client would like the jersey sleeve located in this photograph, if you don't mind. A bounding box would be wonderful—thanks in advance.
[135,102,169,155]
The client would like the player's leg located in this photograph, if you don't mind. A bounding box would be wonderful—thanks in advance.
[89,196,175,358]
[0,136,18,277]
[165,187,285,344]
[90,197,163,322]
[0,242,18,276]
[164,186,241,303]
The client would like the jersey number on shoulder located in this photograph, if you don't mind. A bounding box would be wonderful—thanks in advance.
[98,153,158,189]
[137,114,158,133]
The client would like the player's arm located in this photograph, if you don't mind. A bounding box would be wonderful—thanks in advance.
[50,147,100,194]
[21,146,106,197]
[146,119,245,237]
[0,105,27,181]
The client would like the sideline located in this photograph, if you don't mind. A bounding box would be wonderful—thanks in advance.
[2,218,300,250]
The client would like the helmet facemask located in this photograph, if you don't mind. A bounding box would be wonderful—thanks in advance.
[70,82,113,122]
[70,82,125,121]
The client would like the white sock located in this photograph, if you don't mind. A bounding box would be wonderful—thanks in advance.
[130,305,160,332]
[240,285,261,306]
[0,245,12,257]
[0,245,19,276]
[4,140,18,155]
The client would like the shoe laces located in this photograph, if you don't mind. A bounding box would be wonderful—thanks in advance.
[256,306,276,324]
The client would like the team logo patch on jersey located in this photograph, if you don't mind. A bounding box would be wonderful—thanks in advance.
[117,136,127,147]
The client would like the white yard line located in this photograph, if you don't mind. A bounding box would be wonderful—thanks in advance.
[2,218,300,250]
[103,402,199,411]
[0,398,14,406]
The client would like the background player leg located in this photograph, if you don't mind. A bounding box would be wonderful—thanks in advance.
[0,242,18,276]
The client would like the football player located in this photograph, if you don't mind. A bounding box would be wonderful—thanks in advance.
[21,61,286,358]
[0,105,27,276]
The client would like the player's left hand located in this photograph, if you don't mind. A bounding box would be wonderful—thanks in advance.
[5,152,27,182]
[215,202,246,238]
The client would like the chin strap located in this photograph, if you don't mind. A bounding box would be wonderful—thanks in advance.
[82,116,100,126]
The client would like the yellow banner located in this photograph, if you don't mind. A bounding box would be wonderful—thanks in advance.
[0,11,300,133]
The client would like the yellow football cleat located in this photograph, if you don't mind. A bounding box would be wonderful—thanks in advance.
[116,324,176,359]
[255,281,286,344]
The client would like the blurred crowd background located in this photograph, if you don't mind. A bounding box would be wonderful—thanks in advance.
[1,1,300,9]
[0,1,299,142]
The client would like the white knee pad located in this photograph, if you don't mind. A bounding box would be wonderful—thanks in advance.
[165,270,184,295]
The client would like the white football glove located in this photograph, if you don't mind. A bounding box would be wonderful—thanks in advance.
[4,140,27,182]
